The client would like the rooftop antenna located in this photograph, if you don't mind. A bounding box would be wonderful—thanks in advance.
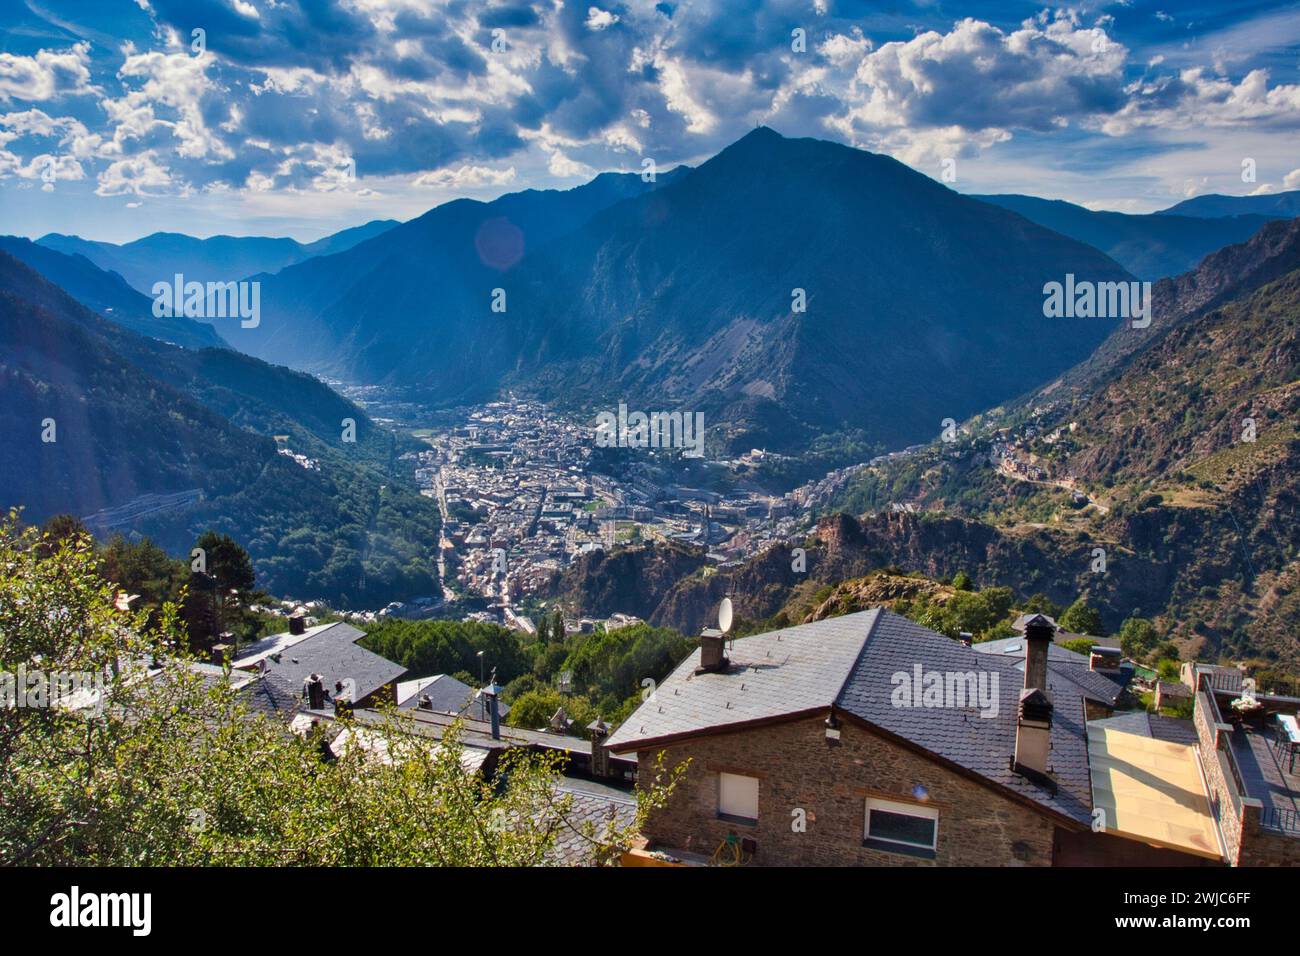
[718,596,734,635]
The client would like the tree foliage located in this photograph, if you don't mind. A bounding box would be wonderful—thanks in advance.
[1059,598,1105,636]
[894,585,1015,641]
[0,513,683,866]
[1119,616,1160,659]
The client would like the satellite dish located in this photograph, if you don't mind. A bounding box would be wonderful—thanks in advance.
[718,597,734,634]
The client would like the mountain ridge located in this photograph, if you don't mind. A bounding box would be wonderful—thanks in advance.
[238,127,1138,455]
[36,218,400,295]
[0,250,440,606]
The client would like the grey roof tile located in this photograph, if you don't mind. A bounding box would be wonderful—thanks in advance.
[396,673,510,721]
[237,622,405,705]
[609,607,1099,826]
[835,610,1094,825]
[605,609,879,751]
[544,782,638,866]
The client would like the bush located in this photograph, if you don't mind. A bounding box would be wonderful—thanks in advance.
[1060,637,1097,656]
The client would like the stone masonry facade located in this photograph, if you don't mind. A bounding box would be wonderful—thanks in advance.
[1193,689,1300,866]
[635,713,1066,866]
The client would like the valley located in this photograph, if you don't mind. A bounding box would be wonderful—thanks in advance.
[4,128,1298,676]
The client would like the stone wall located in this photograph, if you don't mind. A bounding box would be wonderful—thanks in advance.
[1194,690,1243,865]
[1237,809,1300,866]
[634,714,1064,866]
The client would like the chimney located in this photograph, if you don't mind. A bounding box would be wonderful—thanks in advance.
[483,680,502,739]
[588,717,611,778]
[210,643,231,666]
[304,673,325,710]
[958,631,973,647]
[1014,615,1054,780]
[1089,646,1122,674]
[288,614,306,636]
[1022,615,1054,692]
[697,627,728,673]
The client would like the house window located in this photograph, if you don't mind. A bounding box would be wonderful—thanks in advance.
[864,797,938,857]
[717,772,759,825]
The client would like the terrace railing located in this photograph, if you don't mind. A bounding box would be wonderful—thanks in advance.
[1202,670,1245,694]
[1258,805,1300,835]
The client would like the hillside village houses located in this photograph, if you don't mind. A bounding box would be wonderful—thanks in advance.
[201,603,1300,867]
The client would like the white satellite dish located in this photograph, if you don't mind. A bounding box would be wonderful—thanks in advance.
[718,597,734,635]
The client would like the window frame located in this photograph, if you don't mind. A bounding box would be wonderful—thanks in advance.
[863,797,939,856]
[716,771,759,826]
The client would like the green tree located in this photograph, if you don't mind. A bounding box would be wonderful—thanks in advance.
[98,534,188,626]
[1020,593,1063,618]
[1119,616,1160,659]
[38,514,90,555]
[1059,598,1104,636]
[951,570,973,591]
[185,531,263,649]
[1060,637,1098,657]
[194,530,256,593]
[0,512,684,866]
[507,689,597,735]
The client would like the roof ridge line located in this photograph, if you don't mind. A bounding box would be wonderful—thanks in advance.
[831,606,883,708]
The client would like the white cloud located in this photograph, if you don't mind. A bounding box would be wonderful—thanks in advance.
[1101,68,1300,135]
[103,49,232,160]
[412,164,517,188]
[586,7,619,31]
[833,13,1129,162]
[96,151,174,196]
[547,149,595,178]
[0,109,102,159]
[0,43,95,102]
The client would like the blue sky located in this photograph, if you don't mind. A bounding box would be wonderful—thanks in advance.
[2,0,1298,242]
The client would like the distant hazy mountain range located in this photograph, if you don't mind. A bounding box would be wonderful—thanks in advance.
[1157,189,1300,220]
[973,194,1278,280]
[35,219,399,294]
[0,250,440,606]
[0,236,228,350]
[4,127,1293,611]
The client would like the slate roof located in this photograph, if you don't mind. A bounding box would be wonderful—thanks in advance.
[977,635,1092,665]
[231,621,341,668]
[604,610,874,751]
[544,780,638,866]
[1009,614,1120,648]
[235,622,406,705]
[239,669,308,718]
[346,705,604,758]
[975,636,1129,706]
[396,673,510,722]
[607,607,1098,826]
[835,610,1094,825]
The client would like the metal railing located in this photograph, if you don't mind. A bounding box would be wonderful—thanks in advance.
[1201,667,1300,700]
[1258,806,1300,836]
[1202,670,1244,694]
